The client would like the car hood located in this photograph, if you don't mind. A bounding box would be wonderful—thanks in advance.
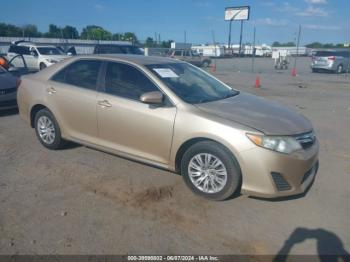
[195,92,313,135]
[0,72,17,90]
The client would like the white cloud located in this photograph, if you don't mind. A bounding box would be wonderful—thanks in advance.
[304,24,341,30]
[297,6,328,16]
[305,0,327,4]
[254,18,288,26]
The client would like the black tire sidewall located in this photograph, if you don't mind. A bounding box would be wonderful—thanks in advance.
[34,109,63,150]
[337,65,343,74]
[40,63,47,70]
[181,141,241,201]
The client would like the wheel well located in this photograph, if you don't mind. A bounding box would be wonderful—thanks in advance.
[175,137,232,173]
[30,104,47,127]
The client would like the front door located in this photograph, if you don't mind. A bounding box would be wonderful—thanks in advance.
[97,61,176,164]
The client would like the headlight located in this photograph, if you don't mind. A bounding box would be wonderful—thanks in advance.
[246,133,302,154]
[46,58,58,63]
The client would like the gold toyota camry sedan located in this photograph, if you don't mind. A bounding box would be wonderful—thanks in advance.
[17,54,319,200]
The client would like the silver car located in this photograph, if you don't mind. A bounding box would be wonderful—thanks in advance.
[311,50,350,73]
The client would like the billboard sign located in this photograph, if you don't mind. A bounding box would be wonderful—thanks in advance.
[225,6,250,21]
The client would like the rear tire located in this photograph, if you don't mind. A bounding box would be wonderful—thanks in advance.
[180,141,241,201]
[336,64,343,74]
[34,108,65,150]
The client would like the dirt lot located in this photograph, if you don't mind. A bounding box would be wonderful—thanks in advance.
[1,57,349,256]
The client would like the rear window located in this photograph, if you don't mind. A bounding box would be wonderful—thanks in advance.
[315,51,337,57]
[8,45,31,55]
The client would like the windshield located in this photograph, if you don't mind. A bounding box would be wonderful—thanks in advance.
[146,63,239,104]
[37,47,64,55]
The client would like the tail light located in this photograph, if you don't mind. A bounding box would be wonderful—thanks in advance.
[16,78,22,89]
[328,56,335,61]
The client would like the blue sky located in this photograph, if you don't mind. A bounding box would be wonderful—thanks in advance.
[1,0,349,45]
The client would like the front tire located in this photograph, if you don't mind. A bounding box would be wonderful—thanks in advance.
[34,108,65,150]
[39,63,47,70]
[180,141,241,201]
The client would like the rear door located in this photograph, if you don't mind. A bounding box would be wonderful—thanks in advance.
[96,61,176,164]
[47,59,102,142]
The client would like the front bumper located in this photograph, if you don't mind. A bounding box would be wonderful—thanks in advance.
[0,91,17,110]
[240,139,319,198]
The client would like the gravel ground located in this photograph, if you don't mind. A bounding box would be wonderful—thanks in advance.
[0,57,349,256]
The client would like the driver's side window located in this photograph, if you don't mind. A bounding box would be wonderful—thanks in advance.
[104,62,159,101]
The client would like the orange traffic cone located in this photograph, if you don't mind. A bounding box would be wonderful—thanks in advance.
[255,75,261,88]
[211,63,216,72]
[291,68,297,77]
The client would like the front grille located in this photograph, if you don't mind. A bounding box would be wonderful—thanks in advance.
[0,99,17,107]
[271,172,292,191]
[0,87,17,95]
[295,131,316,150]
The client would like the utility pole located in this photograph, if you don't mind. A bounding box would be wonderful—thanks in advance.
[184,30,187,44]
[251,26,256,73]
[212,30,217,71]
[228,20,232,51]
[292,25,302,76]
[238,20,244,56]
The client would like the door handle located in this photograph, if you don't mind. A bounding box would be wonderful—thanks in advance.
[98,100,112,108]
[47,86,56,94]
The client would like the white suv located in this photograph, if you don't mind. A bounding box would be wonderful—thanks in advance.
[7,41,69,71]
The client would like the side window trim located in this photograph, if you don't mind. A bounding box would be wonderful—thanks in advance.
[100,60,174,106]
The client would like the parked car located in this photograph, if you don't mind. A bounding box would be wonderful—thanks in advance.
[311,50,350,73]
[7,41,69,71]
[93,44,143,55]
[170,49,211,67]
[0,54,31,110]
[0,64,21,110]
[17,55,319,200]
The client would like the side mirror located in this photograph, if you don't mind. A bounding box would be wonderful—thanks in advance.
[140,91,164,105]
[30,52,37,57]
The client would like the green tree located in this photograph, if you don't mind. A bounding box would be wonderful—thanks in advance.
[122,32,138,44]
[305,42,323,48]
[81,25,112,40]
[62,25,79,39]
[22,24,41,37]
[160,40,173,48]
[112,33,123,41]
[145,37,155,47]
[0,23,22,37]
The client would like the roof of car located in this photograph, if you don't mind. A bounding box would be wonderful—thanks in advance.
[82,54,183,65]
